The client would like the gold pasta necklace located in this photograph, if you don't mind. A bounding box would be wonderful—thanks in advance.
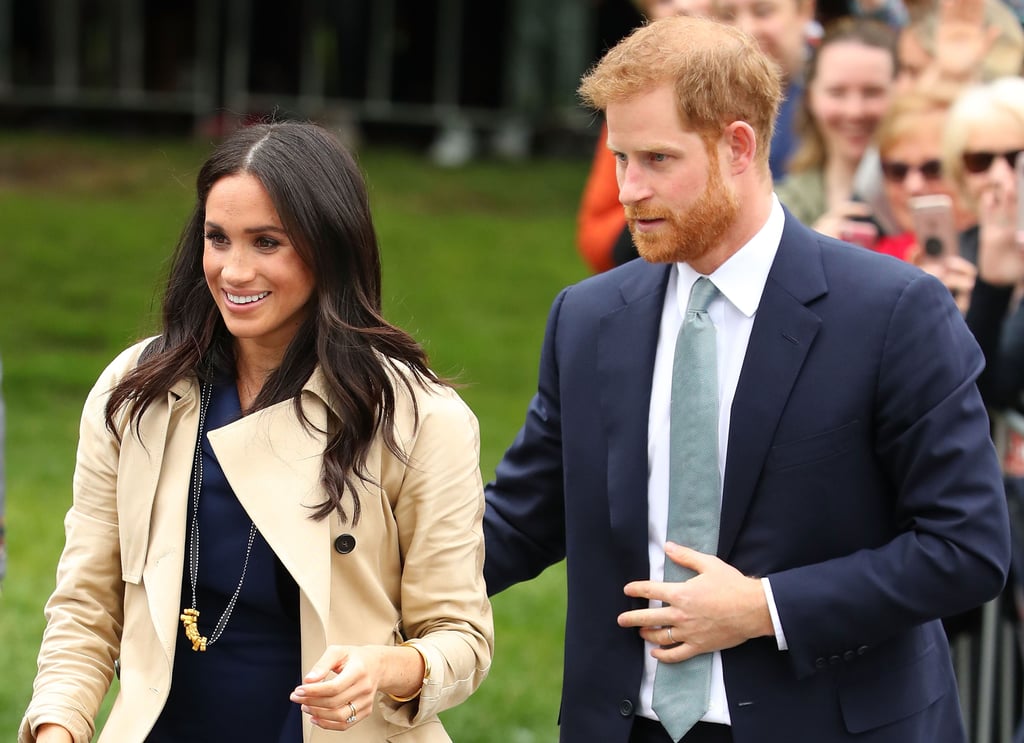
[180,381,257,652]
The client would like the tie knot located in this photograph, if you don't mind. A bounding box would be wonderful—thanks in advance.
[687,277,718,314]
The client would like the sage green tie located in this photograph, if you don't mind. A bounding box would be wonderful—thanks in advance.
[652,276,721,742]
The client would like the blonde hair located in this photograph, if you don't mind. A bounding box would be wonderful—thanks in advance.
[578,15,782,167]
[875,86,958,157]
[943,77,1024,211]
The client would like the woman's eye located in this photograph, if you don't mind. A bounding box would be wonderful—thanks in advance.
[255,237,279,249]
[204,231,227,244]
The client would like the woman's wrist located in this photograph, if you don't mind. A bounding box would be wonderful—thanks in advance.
[385,641,429,702]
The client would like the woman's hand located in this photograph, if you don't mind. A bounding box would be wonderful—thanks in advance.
[35,724,73,743]
[912,248,978,314]
[976,179,1024,287]
[924,0,999,86]
[290,643,425,730]
[813,201,877,245]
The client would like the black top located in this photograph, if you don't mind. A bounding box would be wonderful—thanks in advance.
[147,381,302,743]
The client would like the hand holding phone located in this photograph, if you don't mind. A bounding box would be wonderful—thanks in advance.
[909,194,958,259]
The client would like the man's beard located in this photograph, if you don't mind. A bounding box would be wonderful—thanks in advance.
[625,164,740,265]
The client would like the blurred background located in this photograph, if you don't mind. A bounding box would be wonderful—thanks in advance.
[0,0,646,163]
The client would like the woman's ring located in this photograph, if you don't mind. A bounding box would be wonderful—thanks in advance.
[346,702,358,724]
[667,627,675,644]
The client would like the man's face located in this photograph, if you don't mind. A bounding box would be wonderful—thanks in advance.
[711,0,812,79]
[607,84,740,266]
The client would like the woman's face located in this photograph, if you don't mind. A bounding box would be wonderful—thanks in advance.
[808,40,894,166]
[961,107,1024,206]
[881,110,962,233]
[202,173,315,363]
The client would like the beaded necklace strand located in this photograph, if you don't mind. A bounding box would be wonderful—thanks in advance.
[179,381,258,652]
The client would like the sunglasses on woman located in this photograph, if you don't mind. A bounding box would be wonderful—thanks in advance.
[961,149,1024,174]
[880,159,943,183]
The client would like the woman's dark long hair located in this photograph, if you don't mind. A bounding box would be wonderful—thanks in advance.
[105,121,442,524]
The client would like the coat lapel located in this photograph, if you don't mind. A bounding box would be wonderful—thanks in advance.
[600,263,671,577]
[134,379,199,661]
[206,385,332,632]
[719,217,826,559]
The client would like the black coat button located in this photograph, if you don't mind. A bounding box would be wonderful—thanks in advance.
[334,534,356,554]
[828,655,841,666]
[857,645,868,655]
[815,657,827,669]
[843,650,856,662]
[619,699,634,717]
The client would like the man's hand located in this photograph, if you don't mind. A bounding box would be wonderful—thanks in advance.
[617,542,774,663]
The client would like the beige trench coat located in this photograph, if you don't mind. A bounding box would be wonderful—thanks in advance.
[20,340,493,742]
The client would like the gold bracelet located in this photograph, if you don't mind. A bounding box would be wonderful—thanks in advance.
[387,640,431,702]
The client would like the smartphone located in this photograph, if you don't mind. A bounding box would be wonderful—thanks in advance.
[909,194,958,258]
[839,220,878,250]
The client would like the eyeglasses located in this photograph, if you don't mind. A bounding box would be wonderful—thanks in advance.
[961,149,1024,174]
[880,159,943,183]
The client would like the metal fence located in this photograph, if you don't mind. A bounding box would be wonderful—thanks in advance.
[0,0,631,159]
[957,409,1024,743]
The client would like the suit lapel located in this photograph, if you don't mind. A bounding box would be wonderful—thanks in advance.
[207,389,332,632]
[600,264,671,576]
[719,217,826,559]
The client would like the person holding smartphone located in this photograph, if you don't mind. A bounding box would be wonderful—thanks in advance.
[872,85,978,311]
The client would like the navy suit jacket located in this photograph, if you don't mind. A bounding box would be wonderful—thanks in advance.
[484,213,1011,743]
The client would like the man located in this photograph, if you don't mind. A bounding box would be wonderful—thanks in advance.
[711,0,815,180]
[484,15,1010,743]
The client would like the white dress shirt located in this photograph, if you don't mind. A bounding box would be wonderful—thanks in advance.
[638,194,787,725]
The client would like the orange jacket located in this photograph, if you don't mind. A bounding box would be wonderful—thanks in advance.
[576,123,625,274]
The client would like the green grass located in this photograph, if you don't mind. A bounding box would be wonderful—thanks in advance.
[0,131,591,740]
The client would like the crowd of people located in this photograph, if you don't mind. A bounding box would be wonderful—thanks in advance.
[18,1,1024,742]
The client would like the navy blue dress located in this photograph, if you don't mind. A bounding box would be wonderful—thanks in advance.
[147,381,303,743]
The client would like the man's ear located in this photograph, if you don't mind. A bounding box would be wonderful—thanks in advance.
[724,121,757,174]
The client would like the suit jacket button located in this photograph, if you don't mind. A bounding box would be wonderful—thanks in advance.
[619,699,634,717]
[828,655,841,666]
[857,645,868,655]
[815,657,827,669]
[843,650,856,662]
[334,534,356,554]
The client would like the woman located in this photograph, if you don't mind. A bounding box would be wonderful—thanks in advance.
[944,77,1024,406]
[870,85,978,310]
[20,122,493,743]
[776,16,898,236]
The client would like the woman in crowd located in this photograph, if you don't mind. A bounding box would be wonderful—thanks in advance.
[945,76,1024,407]
[777,16,898,236]
[870,85,978,309]
[19,121,493,743]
